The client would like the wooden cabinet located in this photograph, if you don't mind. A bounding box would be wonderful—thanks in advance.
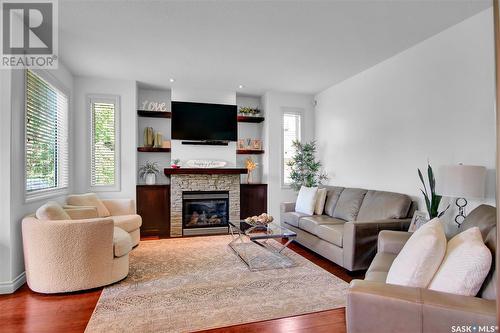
[137,185,170,237]
[240,184,268,219]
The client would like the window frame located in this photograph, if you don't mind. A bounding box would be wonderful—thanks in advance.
[24,69,70,203]
[281,107,304,188]
[88,94,121,192]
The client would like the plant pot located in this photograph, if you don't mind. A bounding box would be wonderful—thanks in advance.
[145,173,156,185]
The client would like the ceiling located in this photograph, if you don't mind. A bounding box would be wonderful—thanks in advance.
[59,0,491,95]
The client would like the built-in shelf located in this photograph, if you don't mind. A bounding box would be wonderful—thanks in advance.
[137,147,171,152]
[237,115,265,123]
[137,110,172,118]
[164,168,248,175]
[237,149,265,155]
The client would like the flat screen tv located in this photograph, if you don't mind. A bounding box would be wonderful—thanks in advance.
[171,101,237,141]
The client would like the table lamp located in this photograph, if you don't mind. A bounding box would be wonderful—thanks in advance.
[437,164,486,227]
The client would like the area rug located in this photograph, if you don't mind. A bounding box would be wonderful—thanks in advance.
[85,235,348,333]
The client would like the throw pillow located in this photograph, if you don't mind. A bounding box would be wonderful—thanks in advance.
[36,201,71,221]
[386,218,446,288]
[66,193,111,217]
[314,188,327,215]
[295,186,318,215]
[428,227,492,296]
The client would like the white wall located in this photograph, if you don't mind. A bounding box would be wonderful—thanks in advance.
[74,77,137,200]
[314,9,495,236]
[170,88,237,166]
[0,64,75,293]
[263,91,315,219]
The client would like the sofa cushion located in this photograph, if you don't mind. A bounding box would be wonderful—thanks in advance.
[357,190,412,221]
[295,186,318,215]
[113,227,132,257]
[386,218,446,288]
[364,271,389,283]
[333,188,367,221]
[316,224,345,247]
[36,201,71,221]
[67,193,110,217]
[367,252,398,274]
[298,215,344,235]
[324,187,344,217]
[112,214,142,233]
[282,212,310,227]
[314,188,327,215]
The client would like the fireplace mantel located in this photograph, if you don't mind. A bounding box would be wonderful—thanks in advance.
[164,168,248,175]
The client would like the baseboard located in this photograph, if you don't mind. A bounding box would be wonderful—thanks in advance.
[0,271,26,294]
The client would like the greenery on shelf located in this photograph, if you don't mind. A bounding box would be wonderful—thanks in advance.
[239,107,260,116]
[287,140,327,191]
[418,163,449,219]
[138,161,160,180]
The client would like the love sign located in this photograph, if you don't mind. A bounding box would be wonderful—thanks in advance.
[141,100,168,111]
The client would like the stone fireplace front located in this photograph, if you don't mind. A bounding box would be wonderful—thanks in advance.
[170,173,240,237]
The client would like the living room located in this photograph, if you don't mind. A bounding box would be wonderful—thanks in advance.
[0,1,499,332]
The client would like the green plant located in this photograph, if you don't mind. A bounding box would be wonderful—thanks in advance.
[172,158,180,165]
[239,107,260,115]
[287,140,327,191]
[138,161,160,179]
[418,163,449,219]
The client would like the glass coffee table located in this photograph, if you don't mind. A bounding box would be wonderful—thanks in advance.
[228,220,297,271]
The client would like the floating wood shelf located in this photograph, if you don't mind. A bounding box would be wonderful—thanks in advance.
[137,147,171,152]
[237,149,265,154]
[137,110,172,118]
[237,115,265,123]
[164,168,248,175]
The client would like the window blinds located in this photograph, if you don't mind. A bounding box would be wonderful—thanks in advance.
[25,70,69,193]
[282,113,301,185]
[90,99,116,186]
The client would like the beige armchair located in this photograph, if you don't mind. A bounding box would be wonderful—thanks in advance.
[346,205,497,333]
[66,194,142,246]
[22,206,132,294]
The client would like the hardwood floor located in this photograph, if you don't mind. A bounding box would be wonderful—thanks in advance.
[0,239,363,333]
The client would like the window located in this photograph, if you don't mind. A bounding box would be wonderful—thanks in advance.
[89,95,120,191]
[282,110,302,187]
[25,70,69,199]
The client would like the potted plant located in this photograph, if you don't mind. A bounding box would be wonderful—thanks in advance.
[287,140,327,191]
[418,162,450,219]
[139,161,160,185]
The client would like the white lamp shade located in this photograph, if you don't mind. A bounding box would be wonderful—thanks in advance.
[437,165,486,199]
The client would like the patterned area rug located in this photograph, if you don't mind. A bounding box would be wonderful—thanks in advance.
[85,235,348,333]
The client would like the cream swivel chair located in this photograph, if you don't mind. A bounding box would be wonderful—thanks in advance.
[22,202,132,294]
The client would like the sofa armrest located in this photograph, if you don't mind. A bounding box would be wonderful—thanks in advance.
[102,199,135,216]
[343,218,411,271]
[377,230,412,255]
[347,280,496,333]
[64,206,99,219]
[280,202,296,213]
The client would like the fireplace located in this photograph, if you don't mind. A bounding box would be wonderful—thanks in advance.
[182,191,229,235]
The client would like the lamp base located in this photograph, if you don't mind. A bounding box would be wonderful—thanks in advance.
[454,197,467,227]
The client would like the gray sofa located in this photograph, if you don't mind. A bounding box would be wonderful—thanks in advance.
[347,204,497,333]
[280,186,415,271]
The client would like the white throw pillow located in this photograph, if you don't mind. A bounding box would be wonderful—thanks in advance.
[314,188,327,215]
[428,227,492,296]
[295,186,318,215]
[36,201,71,221]
[386,218,446,288]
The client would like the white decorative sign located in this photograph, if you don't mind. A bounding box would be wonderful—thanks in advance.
[185,160,227,168]
[141,100,168,111]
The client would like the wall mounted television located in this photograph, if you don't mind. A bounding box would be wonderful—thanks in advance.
[171,101,237,142]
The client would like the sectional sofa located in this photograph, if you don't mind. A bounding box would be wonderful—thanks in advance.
[280,186,415,271]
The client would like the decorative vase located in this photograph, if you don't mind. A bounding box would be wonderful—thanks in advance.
[154,132,163,148]
[145,173,156,185]
[247,170,252,184]
[143,127,154,147]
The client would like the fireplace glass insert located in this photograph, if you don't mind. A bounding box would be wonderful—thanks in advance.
[182,191,229,230]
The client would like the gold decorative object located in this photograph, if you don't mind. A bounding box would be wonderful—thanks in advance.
[154,131,163,148]
[143,127,154,147]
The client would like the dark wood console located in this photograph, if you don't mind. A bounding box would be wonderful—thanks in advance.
[137,184,170,237]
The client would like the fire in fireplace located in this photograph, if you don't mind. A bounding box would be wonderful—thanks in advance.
[182,191,229,235]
